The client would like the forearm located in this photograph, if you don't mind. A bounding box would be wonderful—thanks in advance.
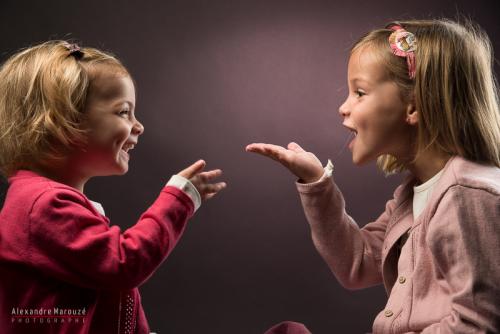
[106,186,194,287]
[28,186,194,290]
[297,177,385,289]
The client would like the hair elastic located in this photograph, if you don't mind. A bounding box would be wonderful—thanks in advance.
[388,25,417,79]
[63,42,84,59]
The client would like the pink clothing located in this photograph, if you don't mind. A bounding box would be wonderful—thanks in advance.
[263,321,312,334]
[297,156,500,333]
[0,170,194,333]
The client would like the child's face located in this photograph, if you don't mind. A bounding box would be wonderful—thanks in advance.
[77,70,144,177]
[339,47,413,165]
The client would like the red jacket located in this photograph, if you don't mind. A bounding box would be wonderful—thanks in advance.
[0,170,194,333]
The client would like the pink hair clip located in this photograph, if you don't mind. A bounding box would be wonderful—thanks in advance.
[63,42,83,59]
[388,25,417,79]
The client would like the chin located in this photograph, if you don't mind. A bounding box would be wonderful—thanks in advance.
[351,151,364,165]
[113,156,130,175]
[101,164,128,176]
[352,159,363,166]
[351,152,374,166]
[352,158,369,166]
[116,165,129,175]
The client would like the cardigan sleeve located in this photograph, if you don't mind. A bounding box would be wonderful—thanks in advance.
[423,185,500,333]
[297,177,398,290]
[27,185,194,290]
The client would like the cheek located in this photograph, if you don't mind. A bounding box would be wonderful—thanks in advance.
[354,107,379,137]
[90,127,129,151]
[356,107,405,147]
[116,123,131,141]
[104,120,132,143]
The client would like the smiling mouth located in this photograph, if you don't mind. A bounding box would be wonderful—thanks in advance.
[121,142,135,153]
[343,124,358,137]
[119,142,136,161]
[343,127,357,150]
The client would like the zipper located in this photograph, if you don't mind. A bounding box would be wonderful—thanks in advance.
[117,291,136,334]
[117,292,122,334]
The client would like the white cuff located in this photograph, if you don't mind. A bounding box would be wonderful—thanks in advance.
[297,159,334,186]
[166,175,201,212]
[318,159,334,181]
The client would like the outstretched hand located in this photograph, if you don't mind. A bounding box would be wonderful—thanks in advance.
[178,160,226,201]
[246,142,324,183]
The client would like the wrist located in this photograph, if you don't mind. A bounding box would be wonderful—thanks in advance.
[300,160,334,184]
[301,173,323,184]
[166,175,202,212]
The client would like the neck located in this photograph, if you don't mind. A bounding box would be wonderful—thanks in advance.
[407,149,451,184]
[30,162,89,193]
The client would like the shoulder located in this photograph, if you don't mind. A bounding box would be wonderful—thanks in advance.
[424,157,499,227]
[7,170,92,214]
[427,161,499,240]
[445,156,500,195]
[429,157,499,223]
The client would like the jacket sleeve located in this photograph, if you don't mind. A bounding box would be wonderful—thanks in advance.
[297,177,398,290]
[420,185,500,333]
[27,186,194,290]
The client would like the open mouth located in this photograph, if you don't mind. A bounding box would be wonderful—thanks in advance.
[343,124,357,136]
[342,124,357,150]
[121,142,135,153]
[120,142,136,159]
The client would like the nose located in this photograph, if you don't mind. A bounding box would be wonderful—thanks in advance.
[338,98,350,118]
[132,118,144,136]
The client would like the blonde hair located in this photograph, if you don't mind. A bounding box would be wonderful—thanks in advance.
[352,19,500,173]
[0,40,129,177]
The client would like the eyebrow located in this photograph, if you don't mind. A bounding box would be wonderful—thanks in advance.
[350,77,372,85]
[114,100,135,109]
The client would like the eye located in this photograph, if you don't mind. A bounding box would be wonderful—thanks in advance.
[118,110,129,117]
[355,89,366,98]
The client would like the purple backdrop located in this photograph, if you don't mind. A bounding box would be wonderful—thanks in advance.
[1,0,499,332]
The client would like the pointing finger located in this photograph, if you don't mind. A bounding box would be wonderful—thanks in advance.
[178,159,206,179]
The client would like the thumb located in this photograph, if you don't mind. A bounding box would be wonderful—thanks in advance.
[178,159,206,179]
[287,142,306,153]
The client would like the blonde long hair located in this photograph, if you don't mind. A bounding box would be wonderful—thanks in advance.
[352,19,500,173]
[0,41,129,177]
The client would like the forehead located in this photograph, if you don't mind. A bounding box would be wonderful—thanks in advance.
[348,45,389,84]
[87,68,135,103]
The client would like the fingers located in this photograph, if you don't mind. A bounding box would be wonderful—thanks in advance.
[200,182,227,197]
[187,166,226,201]
[246,143,285,153]
[202,182,227,200]
[287,142,306,153]
[196,178,227,201]
[178,159,206,179]
[196,169,222,182]
[246,143,289,163]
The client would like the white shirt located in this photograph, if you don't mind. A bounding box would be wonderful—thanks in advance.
[412,169,444,220]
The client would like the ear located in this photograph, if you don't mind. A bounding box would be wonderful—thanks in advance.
[405,102,418,126]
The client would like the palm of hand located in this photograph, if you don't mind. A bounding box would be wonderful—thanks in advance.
[246,142,324,183]
[286,151,323,182]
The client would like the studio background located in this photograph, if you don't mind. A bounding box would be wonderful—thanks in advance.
[1,0,498,333]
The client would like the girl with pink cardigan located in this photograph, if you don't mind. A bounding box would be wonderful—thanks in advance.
[251,19,500,333]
